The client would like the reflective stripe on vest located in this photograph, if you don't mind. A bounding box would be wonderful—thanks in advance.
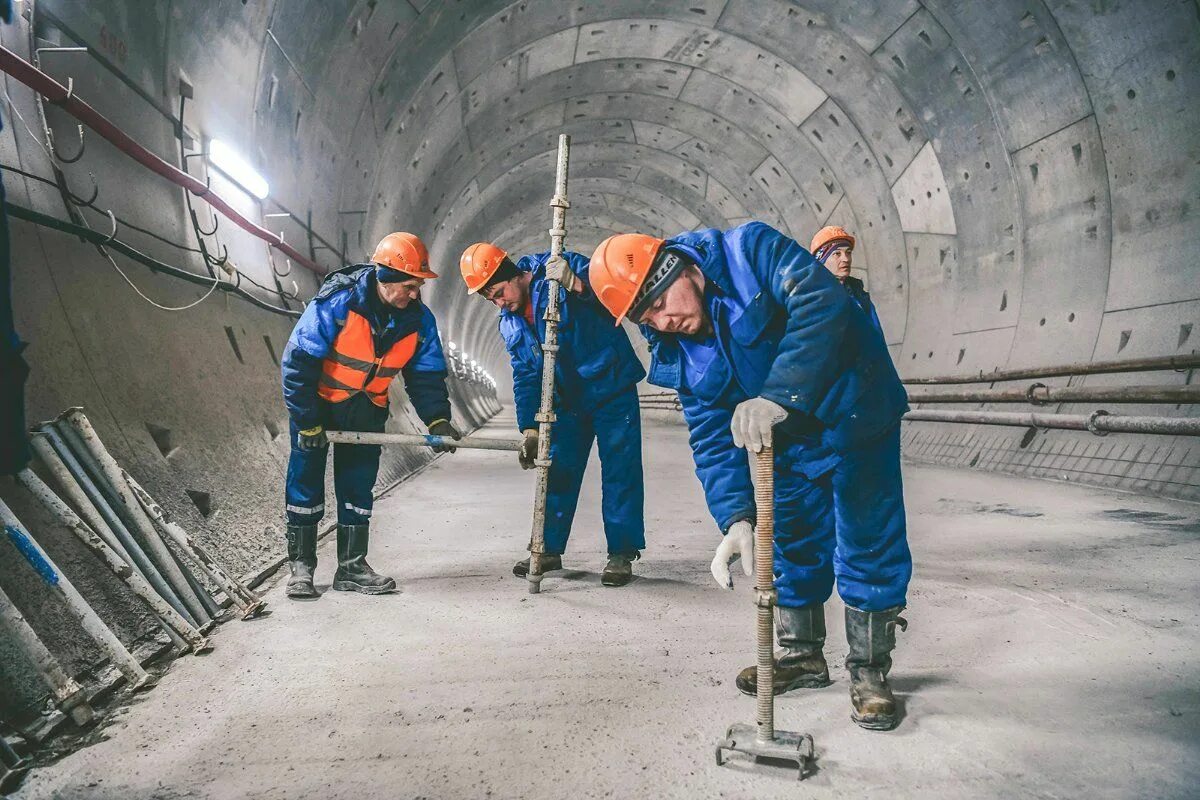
[317,310,419,406]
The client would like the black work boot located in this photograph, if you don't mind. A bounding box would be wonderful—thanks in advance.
[737,604,831,695]
[512,554,563,577]
[332,524,397,594]
[285,524,318,599]
[845,605,907,730]
[601,551,639,587]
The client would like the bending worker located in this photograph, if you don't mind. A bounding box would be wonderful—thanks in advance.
[810,225,883,337]
[280,232,460,599]
[459,242,646,587]
[587,222,911,731]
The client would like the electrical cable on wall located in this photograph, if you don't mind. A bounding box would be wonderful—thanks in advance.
[4,201,300,317]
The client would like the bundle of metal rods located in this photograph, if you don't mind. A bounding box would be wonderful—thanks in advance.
[636,352,1200,437]
[0,408,266,738]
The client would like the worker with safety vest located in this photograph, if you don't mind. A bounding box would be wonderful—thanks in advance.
[810,225,884,337]
[587,222,912,731]
[459,243,646,587]
[280,232,460,599]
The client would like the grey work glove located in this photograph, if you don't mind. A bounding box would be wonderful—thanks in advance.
[730,397,787,453]
[544,255,578,293]
[518,428,539,470]
[711,520,754,590]
[296,424,328,451]
[428,419,461,454]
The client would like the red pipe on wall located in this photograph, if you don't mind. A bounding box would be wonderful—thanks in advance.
[0,44,327,275]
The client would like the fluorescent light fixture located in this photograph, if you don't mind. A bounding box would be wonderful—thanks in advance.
[209,139,269,200]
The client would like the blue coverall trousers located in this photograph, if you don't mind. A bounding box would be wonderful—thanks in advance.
[772,423,911,612]
[285,394,388,526]
[543,386,645,556]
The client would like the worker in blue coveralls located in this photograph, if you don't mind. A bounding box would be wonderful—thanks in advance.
[459,242,646,587]
[810,225,885,337]
[588,222,912,730]
[280,232,460,599]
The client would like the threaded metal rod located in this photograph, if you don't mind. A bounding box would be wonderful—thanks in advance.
[753,443,775,744]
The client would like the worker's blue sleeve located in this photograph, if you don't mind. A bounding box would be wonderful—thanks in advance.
[501,316,540,431]
[281,294,344,430]
[747,223,855,415]
[680,389,755,533]
[401,308,452,425]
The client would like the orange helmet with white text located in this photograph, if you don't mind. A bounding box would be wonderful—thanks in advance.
[459,242,508,294]
[588,233,667,325]
[370,232,437,279]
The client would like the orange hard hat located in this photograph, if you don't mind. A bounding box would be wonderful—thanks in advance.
[371,232,437,279]
[589,233,666,325]
[810,225,855,255]
[459,242,508,294]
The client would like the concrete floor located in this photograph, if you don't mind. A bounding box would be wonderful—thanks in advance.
[13,416,1200,800]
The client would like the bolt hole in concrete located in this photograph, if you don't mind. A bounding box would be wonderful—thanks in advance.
[185,489,214,518]
[145,423,177,458]
[224,326,244,364]
[263,334,279,366]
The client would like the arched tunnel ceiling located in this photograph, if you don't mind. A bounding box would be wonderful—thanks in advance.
[238,0,1197,384]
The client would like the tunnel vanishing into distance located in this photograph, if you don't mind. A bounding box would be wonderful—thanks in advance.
[0,0,1197,795]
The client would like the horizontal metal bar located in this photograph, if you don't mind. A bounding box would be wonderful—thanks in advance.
[903,353,1200,385]
[907,383,1200,405]
[903,409,1200,436]
[325,431,523,452]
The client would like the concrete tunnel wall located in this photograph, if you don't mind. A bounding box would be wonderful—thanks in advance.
[0,1,1197,717]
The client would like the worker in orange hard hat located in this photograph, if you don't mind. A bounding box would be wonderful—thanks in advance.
[589,222,911,731]
[810,226,883,336]
[459,241,647,587]
[279,232,460,599]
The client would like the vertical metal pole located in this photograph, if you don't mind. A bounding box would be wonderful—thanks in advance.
[59,410,212,625]
[16,468,211,653]
[0,497,153,690]
[752,440,776,745]
[0,580,95,727]
[527,133,571,594]
[125,472,265,619]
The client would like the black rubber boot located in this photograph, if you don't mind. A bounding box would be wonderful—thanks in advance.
[285,524,318,599]
[737,604,831,695]
[601,551,639,587]
[845,605,907,731]
[332,524,397,594]
[512,554,562,577]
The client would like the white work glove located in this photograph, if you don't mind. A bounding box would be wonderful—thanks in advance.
[544,254,578,293]
[711,520,754,590]
[518,428,539,470]
[730,397,787,453]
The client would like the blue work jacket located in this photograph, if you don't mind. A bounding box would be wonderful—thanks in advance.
[281,265,450,429]
[843,276,884,338]
[500,251,645,431]
[643,223,908,531]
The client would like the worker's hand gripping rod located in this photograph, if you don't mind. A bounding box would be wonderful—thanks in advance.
[527,134,571,594]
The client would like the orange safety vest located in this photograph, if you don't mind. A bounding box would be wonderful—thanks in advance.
[317,311,418,407]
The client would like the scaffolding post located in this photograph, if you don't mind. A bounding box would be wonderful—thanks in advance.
[527,133,571,595]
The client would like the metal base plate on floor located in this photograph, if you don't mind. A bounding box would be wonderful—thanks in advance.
[715,723,815,779]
